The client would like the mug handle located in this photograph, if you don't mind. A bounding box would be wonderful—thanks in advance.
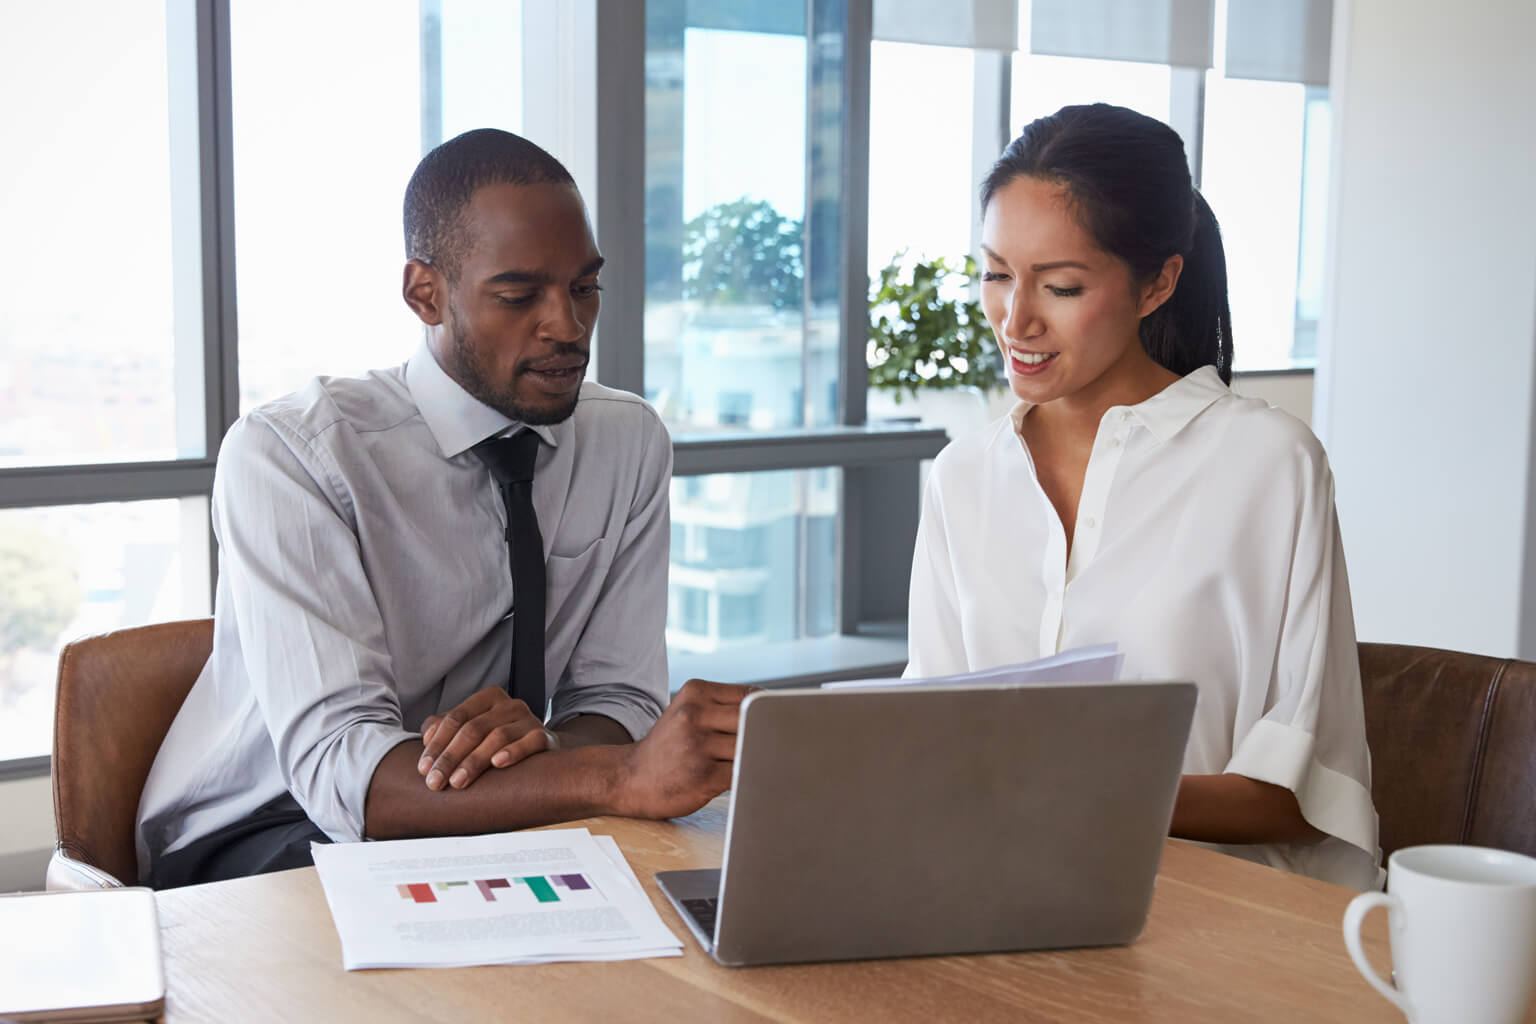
[1343,892,1410,1015]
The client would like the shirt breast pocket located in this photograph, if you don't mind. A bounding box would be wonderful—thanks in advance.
[544,536,616,654]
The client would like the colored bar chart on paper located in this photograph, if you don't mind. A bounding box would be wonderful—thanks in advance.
[398,874,594,905]
[474,878,512,902]
[396,883,437,904]
[518,876,558,903]
[511,873,593,903]
[314,829,685,969]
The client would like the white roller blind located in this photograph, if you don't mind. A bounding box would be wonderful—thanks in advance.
[872,0,1019,51]
[1225,0,1333,86]
[1029,0,1215,69]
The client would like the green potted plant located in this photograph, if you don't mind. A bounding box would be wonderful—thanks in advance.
[867,254,1008,436]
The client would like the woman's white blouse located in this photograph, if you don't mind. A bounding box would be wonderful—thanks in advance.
[906,366,1382,890]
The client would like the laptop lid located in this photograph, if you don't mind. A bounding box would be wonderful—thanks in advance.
[709,680,1196,966]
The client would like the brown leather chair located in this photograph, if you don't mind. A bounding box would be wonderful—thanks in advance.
[48,618,214,889]
[1360,642,1536,860]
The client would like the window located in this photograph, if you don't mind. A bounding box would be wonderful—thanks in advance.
[0,1,956,774]
[1202,0,1333,371]
[1200,77,1311,371]
[718,593,767,640]
[1007,0,1320,368]
[0,0,541,774]
[0,501,210,761]
[644,3,840,433]
[870,0,1330,374]
[7,0,1332,776]
[0,3,216,769]
[231,0,525,412]
[716,392,755,427]
[1291,89,1331,364]
[1,1,203,468]
[642,2,930,669]
[1010,53,1172,130]
[669,584,711,637]
[867,41,974,278]
[667,470,839,654]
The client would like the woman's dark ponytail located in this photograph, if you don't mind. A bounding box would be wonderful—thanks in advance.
[1140,190,1234,384]
[981,104,1235,383]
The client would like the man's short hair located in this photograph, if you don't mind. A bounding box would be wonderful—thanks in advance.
[403,128,576,281]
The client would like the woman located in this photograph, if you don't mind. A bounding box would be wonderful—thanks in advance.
[906,103,1380,890]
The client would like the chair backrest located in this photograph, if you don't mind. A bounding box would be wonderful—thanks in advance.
[1359,641,1536,860]
[52,618,214,886]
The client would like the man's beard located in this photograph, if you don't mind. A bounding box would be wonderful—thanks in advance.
[445,308,583,426]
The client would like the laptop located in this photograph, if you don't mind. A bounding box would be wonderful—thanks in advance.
[656,679,1196,967]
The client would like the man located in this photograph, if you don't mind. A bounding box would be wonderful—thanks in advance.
[135,129,747,888]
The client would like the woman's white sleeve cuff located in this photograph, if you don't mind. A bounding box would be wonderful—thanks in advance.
[1224,719,1379,859]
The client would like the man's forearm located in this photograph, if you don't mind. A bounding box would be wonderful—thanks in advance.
[364,739,635,840]
[550,713,634,748]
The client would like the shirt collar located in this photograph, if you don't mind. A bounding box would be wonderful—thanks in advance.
[405,341,560,459]
[1009,364,1229,444]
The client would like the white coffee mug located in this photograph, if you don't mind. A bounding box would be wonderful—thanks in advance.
[1343,845,1536,1024]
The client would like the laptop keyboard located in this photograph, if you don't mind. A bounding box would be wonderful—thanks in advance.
[680,896,718,936]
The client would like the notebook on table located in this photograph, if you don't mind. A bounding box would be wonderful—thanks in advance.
[657,677,1196,967]
[0,887,165,1023]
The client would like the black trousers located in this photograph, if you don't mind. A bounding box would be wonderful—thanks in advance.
[146,792,332,890]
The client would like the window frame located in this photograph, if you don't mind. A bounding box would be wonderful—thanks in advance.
[0,0,944,779]
[1,0,1330,779]
[0,0,237,780]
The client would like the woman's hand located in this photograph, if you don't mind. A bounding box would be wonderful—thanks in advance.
[417,687,553,791]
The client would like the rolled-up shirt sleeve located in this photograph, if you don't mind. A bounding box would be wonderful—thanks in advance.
[546,408,671,738]
[1223,457,1381,882]
[214,414,413,843]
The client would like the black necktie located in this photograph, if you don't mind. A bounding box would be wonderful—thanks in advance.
[474,430,546,719]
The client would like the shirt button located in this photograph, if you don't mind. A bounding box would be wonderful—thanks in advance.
[1108,438,1121,449]
[1121,410,1132,421]
[1084,517,1097,529]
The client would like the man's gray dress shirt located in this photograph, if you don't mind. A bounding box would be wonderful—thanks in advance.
[135,343,672,877]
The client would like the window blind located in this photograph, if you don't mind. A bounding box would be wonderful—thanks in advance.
[1224,0,1333,86]
[872,0,1019,51]
[1028,0,1215,69]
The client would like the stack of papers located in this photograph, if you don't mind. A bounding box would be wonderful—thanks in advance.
[311,828,682,970]
[824,643,1124,690]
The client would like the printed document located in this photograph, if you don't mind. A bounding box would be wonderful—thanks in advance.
[312,828,682,970]
[823,643,1124,690]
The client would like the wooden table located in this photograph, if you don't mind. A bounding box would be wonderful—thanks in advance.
[153,800,1411,1023]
